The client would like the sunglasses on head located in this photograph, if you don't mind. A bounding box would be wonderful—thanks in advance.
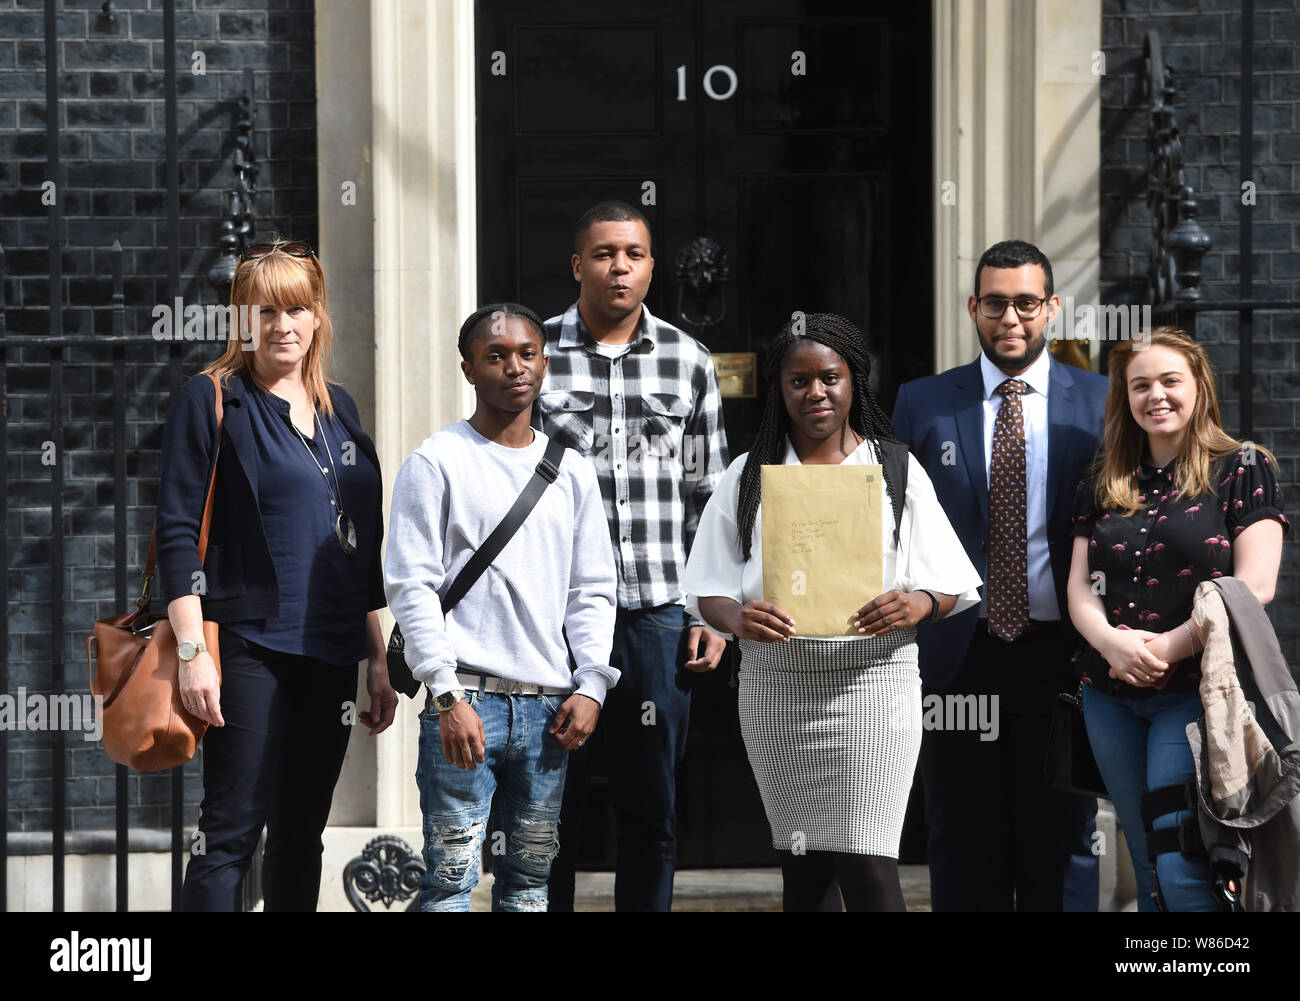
[242,241,314,261]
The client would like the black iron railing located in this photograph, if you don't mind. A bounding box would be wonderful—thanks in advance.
[0,0,253,913]
[209,68,260,296]
[1143,7,1300,440]
[2,0,188,909]
[1143,30,1212,324]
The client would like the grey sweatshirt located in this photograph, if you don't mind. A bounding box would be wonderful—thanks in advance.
[384,420,619,703]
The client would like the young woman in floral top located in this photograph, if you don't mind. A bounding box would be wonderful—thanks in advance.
[1066,327,1287,912]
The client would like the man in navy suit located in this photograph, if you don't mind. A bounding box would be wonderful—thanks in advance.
[892,240,1106,911]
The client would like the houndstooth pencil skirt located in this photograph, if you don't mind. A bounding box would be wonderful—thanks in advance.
[737,629,922,857]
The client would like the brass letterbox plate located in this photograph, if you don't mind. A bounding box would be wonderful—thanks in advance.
[712,352,757,398]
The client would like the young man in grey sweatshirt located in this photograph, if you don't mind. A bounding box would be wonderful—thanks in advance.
[384,303,618,912]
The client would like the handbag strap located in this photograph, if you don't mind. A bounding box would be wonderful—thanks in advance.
[100,643,150,709]
[441,436,565,615]
[139,373,225,607]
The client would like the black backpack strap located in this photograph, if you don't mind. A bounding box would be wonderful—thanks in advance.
[441,436,566,614]
[876,438,909,540]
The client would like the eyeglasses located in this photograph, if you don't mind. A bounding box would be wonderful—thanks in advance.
[977,295,1048,320]
[242,241,314,261]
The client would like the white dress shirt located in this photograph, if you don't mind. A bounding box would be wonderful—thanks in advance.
[682,437,983,639]
[979,349,1058,620]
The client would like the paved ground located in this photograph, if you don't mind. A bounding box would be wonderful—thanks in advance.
[468,865,934,911]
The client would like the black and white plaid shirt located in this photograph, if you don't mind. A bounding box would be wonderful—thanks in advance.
[537,302,729,611]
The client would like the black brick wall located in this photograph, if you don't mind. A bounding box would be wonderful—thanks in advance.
[1102,0,1300,665]
[2,0,317,835]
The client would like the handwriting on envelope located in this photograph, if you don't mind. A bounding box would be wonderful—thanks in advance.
[761,464,884,637]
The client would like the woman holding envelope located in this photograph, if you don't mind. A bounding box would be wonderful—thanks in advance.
[683,312,981,912]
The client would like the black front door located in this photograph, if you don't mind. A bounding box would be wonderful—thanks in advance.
[477,0,933,868]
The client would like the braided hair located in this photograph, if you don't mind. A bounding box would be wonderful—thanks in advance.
[735,312,902,561]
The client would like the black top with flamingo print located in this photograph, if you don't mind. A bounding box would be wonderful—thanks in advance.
[1070,447,1289,699]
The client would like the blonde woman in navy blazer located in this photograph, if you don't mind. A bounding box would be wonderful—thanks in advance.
[157,241,396,911]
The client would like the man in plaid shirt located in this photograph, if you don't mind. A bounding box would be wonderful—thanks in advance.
[541,200,729,911]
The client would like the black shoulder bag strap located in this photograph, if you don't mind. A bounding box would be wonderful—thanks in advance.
[386,436,566,698]
[441,436,565,613]
[876,438,909,539]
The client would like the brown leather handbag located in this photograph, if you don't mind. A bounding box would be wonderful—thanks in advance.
[87,374,224,771]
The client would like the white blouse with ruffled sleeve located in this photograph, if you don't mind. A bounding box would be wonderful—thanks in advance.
[682,437,983,640]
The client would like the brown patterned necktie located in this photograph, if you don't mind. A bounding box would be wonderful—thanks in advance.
[987,378,1029,641]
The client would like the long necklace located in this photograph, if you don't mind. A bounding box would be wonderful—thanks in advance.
[290,410,358,556]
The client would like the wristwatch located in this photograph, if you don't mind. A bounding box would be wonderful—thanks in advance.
[177,639,207,662]
[433,689,466,713]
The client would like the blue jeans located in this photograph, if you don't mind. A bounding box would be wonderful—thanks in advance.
[415,688,569,911]
[604,603,693,911]
[1082,685,1219,912]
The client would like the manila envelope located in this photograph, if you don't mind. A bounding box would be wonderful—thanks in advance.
[761,464,884,637]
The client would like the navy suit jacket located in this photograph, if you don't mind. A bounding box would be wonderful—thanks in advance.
[892,356,1108,690]
[155,371,385,623]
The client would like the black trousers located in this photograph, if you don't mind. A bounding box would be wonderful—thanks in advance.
[548,605,694,912]
[180,627,357,912]
[920,626,1099,912]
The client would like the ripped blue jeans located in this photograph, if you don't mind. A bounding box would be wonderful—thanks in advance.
[415,688,569,911]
